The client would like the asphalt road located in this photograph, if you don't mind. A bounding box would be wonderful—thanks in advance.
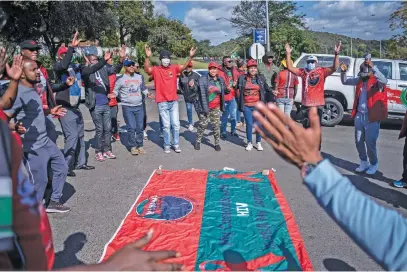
[49,98,406,271]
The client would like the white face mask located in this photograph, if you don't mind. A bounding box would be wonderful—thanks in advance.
[307,62,316,71]
[161,58,170,67]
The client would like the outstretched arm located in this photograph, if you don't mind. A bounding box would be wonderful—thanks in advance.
[325,41,342,76]
[144,45,153,75]
[179,47,197,73]
[285,44,300,76]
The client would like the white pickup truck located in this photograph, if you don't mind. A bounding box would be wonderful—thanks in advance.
[293,53,407,126]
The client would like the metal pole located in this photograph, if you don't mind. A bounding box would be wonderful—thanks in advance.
[266,0,270,52]
[380,40,382,58]
[256,44,259,62]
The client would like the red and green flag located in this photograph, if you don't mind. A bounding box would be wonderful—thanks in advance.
[100,169,312,271]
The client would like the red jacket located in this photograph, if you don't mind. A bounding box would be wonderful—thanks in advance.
[218,67,240,101]
[351,75,388,122]
[108,73,118,107]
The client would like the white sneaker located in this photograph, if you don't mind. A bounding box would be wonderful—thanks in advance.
[256,142,263,151]
[355,161,370,173]
[366,164,378,175]
[188,124,194,131]
[245,143,253,151]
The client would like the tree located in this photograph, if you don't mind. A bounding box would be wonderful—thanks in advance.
[0,1,115,61]
[389,2,407,39]
[230,1,305,38]
[195,39,211,57]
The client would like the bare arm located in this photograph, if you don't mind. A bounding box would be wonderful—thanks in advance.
[326,41,342,76]
[285,44,300,76]
[144,56,153,75]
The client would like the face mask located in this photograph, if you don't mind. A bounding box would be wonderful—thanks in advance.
[307,63,316,71]
[161,58,170,67]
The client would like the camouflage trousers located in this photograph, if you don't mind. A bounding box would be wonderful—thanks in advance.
[196,108,221,145]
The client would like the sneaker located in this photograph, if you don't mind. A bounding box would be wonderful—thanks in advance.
[103,151,116,159]
[46,200,71,213]
[95,152,105,162]
[75,165,95,170]
[355,161,370,173]
[138,147,146,154]
[131,147,139,156]
[67,171,76,177]
[144,130,148,140]
[366,164,378,175]
[173,145,181,153]
[256,142,264,151]
[188,124,194,131]
[194,142,201,151]
[246,143,253,151]
[159,132,164,138]
[393,180,407,188]
[164,146,171,154]
[215,145,221,151]
[112,133,120,141]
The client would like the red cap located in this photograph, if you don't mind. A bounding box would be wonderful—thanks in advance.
[57,46,68,57]
[208,62,218,69]
[187,61,193,67]
[247,59,257,67]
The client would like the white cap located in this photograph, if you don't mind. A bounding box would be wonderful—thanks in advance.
[307,55,318,63]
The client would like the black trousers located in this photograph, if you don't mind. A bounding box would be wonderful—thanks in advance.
[402,137,407,182]
[295,106,323,150]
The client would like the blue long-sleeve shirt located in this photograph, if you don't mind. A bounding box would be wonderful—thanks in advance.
[341,66,387,114]
[304,159,407,270]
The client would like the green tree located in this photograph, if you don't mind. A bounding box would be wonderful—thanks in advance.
[389,2,407,38]
[0,1,115,60]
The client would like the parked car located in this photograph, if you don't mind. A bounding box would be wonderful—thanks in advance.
[293,53,407,126]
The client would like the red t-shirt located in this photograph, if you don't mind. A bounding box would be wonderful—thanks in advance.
[208,81,221,109]
[297,67,331,106]
[152,65,181,103]
[244,78,261,106]
[275,70,299,99]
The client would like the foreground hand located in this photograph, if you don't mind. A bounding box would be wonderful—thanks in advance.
[51,105,67,117]
[6,55,23,81]
[189,47,197,58]
[104,230,182,271]
[65,76,75,86]
[145,45,152,58]
[334,40,342,54]
[253,102,323,169]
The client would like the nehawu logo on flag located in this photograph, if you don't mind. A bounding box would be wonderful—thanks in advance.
[136,195,193,221]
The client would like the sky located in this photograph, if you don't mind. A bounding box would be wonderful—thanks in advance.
[152,0,403,45]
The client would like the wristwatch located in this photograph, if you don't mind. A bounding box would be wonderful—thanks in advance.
[301,160,323,179]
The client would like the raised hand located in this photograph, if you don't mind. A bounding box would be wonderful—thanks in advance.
[6,55,23,81]
[104,50,113,61]
[334,40,342,54]
[340,62,348,72]
[252,102,323,169]
[119,44,126,59]
[50,105,67,117]
[285,43,292,54]
[189,47,197,58]
[71,31,80,48]
[103,230,182,271]
[145,45,152,58]
[65,76,76,86]
[0,47,7,76]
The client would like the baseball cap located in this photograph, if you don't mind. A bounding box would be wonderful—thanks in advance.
[208,62,218,69]
[20,40,41,50]
[159,50,171,59]
[57,46,68,57]
[306,55,318,63]
[363,53,372,60]
[124,59,135,67]
[247,59,257,67]
[187,61,193,67]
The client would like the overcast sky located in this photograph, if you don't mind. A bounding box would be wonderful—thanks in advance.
[153,0,403,45]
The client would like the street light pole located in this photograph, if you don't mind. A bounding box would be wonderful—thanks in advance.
[266,0,270,52]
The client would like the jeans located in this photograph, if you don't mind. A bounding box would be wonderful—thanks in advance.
[158,101,180,147]
[110,106,119,134]
[355,112,380,165]
[59,108,86,170]
[221,98,237,135]
[90,104,111,153]
[276,98,293,117]
[158,109,164,133]
[23,140,68,202]
[122,105,144,148]
[243,106,261,143]
[186,102,193,125]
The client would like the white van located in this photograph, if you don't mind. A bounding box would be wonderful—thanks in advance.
[293,53,407,126]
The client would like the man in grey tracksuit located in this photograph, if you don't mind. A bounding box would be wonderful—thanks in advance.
[109,59,153,155]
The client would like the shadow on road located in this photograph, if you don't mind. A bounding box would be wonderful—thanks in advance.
[322,152,394,185]
[61,182,76,204]
[323,258,356,271]
[53,232,87,269]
